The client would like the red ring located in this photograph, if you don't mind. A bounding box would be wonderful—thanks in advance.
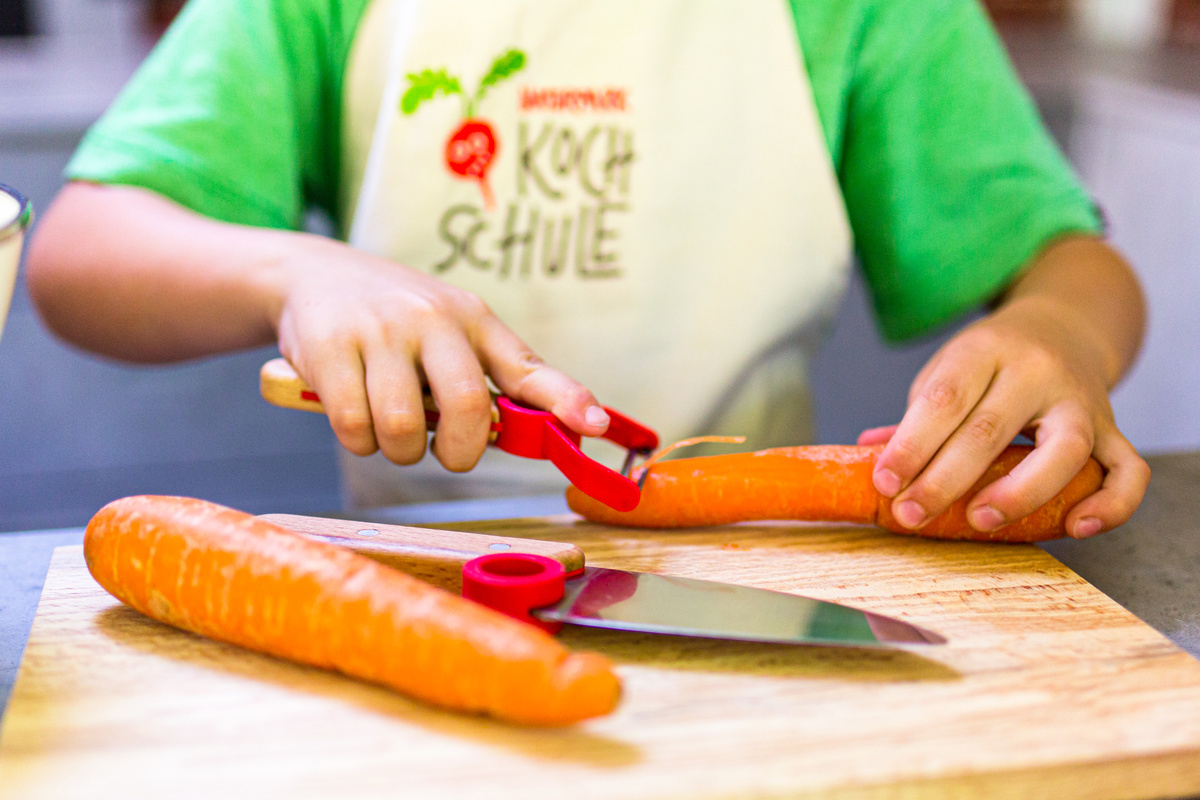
[461,553,566,634]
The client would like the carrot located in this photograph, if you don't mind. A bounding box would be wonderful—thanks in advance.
[567,444,1104,542]
[84,495,620,726]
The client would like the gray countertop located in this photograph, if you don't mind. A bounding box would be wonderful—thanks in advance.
[3,451,1199,721]
[1042,450,1200,656]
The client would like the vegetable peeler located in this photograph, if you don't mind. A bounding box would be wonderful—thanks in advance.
[259,358,659,511]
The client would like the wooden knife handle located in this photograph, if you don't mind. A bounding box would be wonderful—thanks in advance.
[260,513,584,594]
[259,358,499,439]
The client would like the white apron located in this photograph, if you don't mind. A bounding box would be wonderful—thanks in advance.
[337,0,854,507]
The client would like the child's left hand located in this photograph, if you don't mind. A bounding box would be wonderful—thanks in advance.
[862,235,1151,540]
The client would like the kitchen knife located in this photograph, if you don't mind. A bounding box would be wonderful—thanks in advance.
[262,514,945,648]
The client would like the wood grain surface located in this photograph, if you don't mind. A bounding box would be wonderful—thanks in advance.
[3,516,1200,800]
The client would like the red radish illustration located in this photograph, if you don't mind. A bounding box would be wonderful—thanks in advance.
[402,49,526,210]
[445,120,497,209]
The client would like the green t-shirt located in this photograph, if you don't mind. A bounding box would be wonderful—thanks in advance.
[66,0,1101,342]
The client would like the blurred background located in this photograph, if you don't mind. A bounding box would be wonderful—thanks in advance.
[1,0,1198,531]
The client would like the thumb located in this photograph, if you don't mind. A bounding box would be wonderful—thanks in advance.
[476,317,610,437]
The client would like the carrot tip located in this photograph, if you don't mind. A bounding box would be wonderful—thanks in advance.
[552,653,622,723]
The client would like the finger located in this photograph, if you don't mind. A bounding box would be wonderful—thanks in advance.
[857,425,898,446]
[874,349,996,500]
[298,341,378,457]
[362,347,428,466]
[1063,427,1150,538]
[889,369,1038,529]
[964,403,1094,532]
[421,328,494,472]
[475,316,609,436]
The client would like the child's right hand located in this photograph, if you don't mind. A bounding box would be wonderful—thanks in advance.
[271,234,611,471]
[27,183,609,473]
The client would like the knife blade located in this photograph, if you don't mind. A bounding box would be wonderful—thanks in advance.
[261,514,944,648]
[535,567,942,646]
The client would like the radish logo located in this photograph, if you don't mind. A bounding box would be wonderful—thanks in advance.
[401,49,527,210]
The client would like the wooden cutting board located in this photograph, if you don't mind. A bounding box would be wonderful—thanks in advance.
[3,515,1200,800]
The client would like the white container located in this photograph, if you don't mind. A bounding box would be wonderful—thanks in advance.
[0,185,32,342]
[1072,0,1171,48]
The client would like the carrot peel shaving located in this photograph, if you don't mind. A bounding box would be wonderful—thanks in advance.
[634,435,747,481]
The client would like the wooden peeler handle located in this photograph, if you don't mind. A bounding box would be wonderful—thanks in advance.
[260,514,583,594]
[260,358,326,414]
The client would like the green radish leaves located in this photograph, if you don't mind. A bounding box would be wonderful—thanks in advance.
[475,49,526,106]
[401,69,464,115]
[401,49,527,119]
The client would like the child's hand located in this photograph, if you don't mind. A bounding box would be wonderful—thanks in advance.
[27,184,608,474]
[273,236,610,471]
[862,236,1151,539]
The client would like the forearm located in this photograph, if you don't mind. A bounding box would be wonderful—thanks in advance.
[995,234,1146,391]
[26,182,299,362]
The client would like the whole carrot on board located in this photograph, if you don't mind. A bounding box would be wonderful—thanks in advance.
[567,444,1103,542]
[84,495,620,726]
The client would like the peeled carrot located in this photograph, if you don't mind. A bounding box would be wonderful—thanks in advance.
[84,495,620,726]
[567,444,1103,542]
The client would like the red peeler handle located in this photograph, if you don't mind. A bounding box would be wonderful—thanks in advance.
[493,397,658,512]
[259,358,659,512]
[461,553,576,634]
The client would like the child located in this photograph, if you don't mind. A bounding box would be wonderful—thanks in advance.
[26,0,1149,537]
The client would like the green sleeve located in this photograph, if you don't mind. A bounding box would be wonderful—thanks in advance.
[793,0,1103,342]
[66,0,368,231]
